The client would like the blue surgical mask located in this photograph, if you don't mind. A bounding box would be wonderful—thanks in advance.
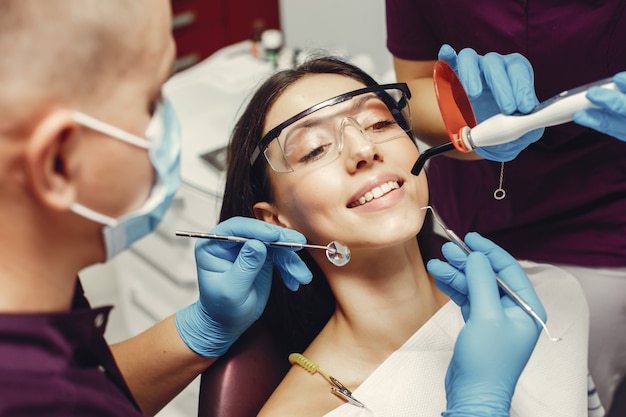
[71,98,182,260]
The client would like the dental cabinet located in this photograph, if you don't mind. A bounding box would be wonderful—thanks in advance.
[171,0,280,72]
[79,43,275,417]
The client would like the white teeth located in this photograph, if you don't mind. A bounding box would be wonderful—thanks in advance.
[352,181,400,207]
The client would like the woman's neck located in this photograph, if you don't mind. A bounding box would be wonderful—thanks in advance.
[313,239,448,363]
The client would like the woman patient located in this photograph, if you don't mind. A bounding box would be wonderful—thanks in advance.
[217,56,590,416]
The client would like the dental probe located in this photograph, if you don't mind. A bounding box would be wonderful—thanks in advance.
[421,206,561,342]
[175,231,351,267]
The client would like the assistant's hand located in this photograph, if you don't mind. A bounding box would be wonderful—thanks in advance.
[175,217,312,358]
[427,232,546,417]
[574,71,626,142]
[438,44,545,161]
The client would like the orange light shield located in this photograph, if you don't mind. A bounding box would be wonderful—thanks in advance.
[410,61,478,175]
[433,61,477,152]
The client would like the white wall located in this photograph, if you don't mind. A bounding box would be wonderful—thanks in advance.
[279,1,394,80]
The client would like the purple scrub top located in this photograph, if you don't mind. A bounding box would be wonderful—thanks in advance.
[0,280,145,416]
[386,0,626,267]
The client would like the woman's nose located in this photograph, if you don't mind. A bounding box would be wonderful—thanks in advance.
[341,117,380,170]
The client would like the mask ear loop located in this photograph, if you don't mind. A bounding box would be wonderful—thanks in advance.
[69,111,152,228]
[72,112,150,149]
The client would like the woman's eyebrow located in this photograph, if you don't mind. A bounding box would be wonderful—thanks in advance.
[288,115,325,132]
[351,93,379,111]
[286,103,348,132]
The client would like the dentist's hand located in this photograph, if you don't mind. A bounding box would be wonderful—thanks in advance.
[438,44,545,161]
[427,232,545,417]
[175,217,312,358]
[574,71,626,142]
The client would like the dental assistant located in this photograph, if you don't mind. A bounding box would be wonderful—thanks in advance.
[386,1,626,412]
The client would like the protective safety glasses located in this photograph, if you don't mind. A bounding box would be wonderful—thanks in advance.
[249,83,412,173]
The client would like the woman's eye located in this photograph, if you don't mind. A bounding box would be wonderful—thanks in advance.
[368,119,397,131]
[299,143,331,163]
[284,128,335,165]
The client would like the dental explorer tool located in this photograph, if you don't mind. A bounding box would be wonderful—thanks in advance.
[421,206,561,342]
[175,231,351,267]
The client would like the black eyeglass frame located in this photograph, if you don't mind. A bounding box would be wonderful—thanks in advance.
[249,82,412,167]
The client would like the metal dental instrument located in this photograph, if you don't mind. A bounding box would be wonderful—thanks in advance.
[289,353,366,408]
[175,230,351,267]
[421,206,561,342]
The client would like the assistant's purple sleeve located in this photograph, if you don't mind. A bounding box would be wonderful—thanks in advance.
[385,0,440,60]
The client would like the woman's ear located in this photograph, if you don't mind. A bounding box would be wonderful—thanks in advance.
[253,201,291,228]
[25,109,79,211]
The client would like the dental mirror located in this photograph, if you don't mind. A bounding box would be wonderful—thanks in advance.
[411,61,477,175]
[325,240,350,266]
[175,231,351,267]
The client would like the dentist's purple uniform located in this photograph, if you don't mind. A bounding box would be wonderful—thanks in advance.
[0,280,144,416]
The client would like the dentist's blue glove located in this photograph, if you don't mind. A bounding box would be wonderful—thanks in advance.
[175,216,313,358]
[574,71,626,142]
[427,232,545,417]
[438,44,545,161]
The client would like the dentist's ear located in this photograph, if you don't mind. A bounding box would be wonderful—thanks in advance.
[253,201,292,229]
[25,109,80,211]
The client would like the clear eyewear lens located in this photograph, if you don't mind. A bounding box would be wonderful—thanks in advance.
[263,87,411,173]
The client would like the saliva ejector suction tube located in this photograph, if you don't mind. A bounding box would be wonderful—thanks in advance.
[411,61,617,175]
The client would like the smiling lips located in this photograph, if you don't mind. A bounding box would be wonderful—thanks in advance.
[348,180,401,208]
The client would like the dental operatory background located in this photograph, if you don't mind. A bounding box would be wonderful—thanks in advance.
[78,2,393,417]
[77,2,625,417]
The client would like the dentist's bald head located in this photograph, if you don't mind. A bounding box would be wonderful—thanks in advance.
[0,0,171,133]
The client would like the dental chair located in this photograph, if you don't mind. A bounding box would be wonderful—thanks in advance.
[197,213,445,417]
[197,320,289,417]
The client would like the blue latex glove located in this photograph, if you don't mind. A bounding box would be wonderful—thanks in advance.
[426,232,546,417]
[175,216,313,358]
[438,44,545,161]
[573,71,626,142]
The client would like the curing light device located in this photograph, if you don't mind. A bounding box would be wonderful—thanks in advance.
[411,61,617,175]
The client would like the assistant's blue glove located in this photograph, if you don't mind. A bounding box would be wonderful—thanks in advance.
[573,71,626,142]
[438,44,545,161]
[175,217,312,358]
[427,232,545,417]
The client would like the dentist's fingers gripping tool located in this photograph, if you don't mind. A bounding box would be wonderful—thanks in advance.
[422,206,561,342]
